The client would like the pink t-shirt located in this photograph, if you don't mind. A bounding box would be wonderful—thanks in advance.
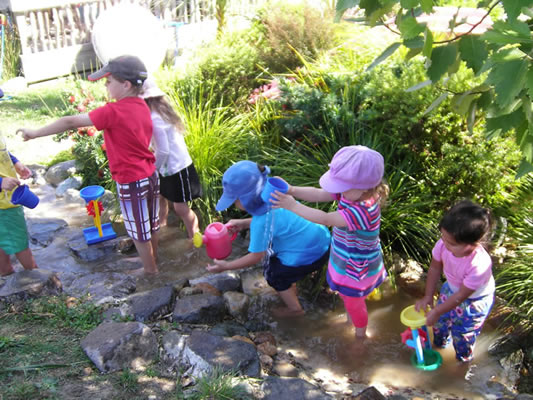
[432,239,495,298]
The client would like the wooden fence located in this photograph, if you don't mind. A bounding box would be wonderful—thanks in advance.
[7,0,266,83]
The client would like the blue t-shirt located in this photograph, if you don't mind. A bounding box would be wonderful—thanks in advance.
[249,208,330,267]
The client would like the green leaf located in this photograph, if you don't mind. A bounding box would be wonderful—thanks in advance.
[335,0,360,22]
[526,67,533,99]
[487,58,529,108]
[406,47,423,60]
[482,20,533,45]
[423,28,433,58]
[398,15,426,39]
[485,108,525,135]
[451,93,476,116]
[502,0,533,22]
[423,92,448,115]
[458,36,488,74]
[406,79,432,92]
[403,36,424,49]
[419,0,433,13]
[427,44,457,82]
[521,122,533,162]
[516,159,533,178]
[467,101,477,134]
[366,42,401,71]
[400,0,419,8]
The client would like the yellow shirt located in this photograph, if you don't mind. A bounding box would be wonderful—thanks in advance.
[0,134,19,209]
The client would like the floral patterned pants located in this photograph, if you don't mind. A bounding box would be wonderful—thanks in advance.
[433,282,494,362]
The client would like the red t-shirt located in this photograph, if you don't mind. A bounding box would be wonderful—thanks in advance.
[89,97,155,184]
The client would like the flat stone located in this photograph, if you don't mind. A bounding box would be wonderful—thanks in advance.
[172,293,226,324]
[261,376,333,400]
[185,331,261,378]
[0,269,62,302]
[81,321,158,373]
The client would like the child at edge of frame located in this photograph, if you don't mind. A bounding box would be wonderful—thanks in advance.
[415,199,495,363]
[17,55,160,276]
[206,160,331,318]
[271,145,389,341]
[0,133,38,276]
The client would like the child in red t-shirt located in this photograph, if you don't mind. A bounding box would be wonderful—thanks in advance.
[18,55,160,275]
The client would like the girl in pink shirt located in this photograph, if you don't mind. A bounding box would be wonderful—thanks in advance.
[415,200,494,362]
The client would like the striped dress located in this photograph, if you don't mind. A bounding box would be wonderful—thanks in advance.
[326,194,386,298]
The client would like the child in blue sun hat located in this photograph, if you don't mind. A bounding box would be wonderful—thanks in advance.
[207,160,331,317]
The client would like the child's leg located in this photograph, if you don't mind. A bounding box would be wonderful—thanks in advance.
[0,248,14,276]
[340,294,368,338]
[133,239,158,274]
[432,282,454,348]
[15,247,37,271]
[450,294,494,362]
[172,202,199,239]
[276,283,304,315]
[159,198,169,227]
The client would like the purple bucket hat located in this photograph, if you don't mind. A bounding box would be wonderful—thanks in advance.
[319,145,384,193]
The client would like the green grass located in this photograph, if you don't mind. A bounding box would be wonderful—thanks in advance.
[187,367,254,400]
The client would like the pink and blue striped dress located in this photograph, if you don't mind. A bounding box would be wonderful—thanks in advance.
[326,194,387,298]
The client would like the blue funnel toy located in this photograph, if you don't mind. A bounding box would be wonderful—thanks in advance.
[79,185,116,245]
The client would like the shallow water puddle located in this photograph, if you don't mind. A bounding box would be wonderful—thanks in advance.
[273,292,507,399]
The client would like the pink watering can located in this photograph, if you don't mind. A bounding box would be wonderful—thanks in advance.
[193,222,237,259]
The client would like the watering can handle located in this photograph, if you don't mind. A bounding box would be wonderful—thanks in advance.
[224,223,238,241]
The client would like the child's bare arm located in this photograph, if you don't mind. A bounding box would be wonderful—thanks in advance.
[206,251,264,273]
[289,185,332,202]
[425,284,475,326]
[271,191,346,227]
[415,258,443,312]
[13,162,32,179]
[18,114,93,140]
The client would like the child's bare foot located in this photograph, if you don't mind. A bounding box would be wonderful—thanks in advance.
[128,267,159,277]
[271,307,305,318]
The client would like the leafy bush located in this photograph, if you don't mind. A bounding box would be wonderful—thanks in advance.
[175,31,264,108]
[252,2,337,72]
[1,23,22,81]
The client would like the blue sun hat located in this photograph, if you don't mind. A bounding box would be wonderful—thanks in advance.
[216,161,270,216]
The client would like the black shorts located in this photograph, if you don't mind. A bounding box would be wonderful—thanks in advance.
[159,163,202,203]
[263,250,330,292]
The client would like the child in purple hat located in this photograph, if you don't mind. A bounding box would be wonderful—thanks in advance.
[272,145,389,339]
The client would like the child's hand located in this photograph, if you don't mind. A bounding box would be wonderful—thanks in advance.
[270,191,297,210]
[415,295,433,313]
[1,177,20,191]
[225,219,244,234]
[17,128,38,141]
[14,162,32,180]
[425,308,439,326]
[206,259,228,273]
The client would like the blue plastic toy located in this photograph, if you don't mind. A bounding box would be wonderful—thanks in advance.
[79,185,117,245]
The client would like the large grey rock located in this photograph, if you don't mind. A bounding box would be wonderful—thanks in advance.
[81,321,158,373]
[172,293,226,324]
[44,160,78,186]
[56,176,82,197]
[26,217,68,247]
[260,376,333,400]
[0,269,62,302]
[64,272,136,304]
[126,285,174,322]
[395,255,427,298]
[185,331,260,378]
[189,271,241,293]
[351,386,387,400]
[67,233,122,262]
[209,321,249,338]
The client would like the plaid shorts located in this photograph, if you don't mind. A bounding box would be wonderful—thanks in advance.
[116,172,160,242]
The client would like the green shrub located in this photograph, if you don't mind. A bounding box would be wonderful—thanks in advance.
[1,23,22,81]
[176,31,264,108]
[252,2,337,72]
